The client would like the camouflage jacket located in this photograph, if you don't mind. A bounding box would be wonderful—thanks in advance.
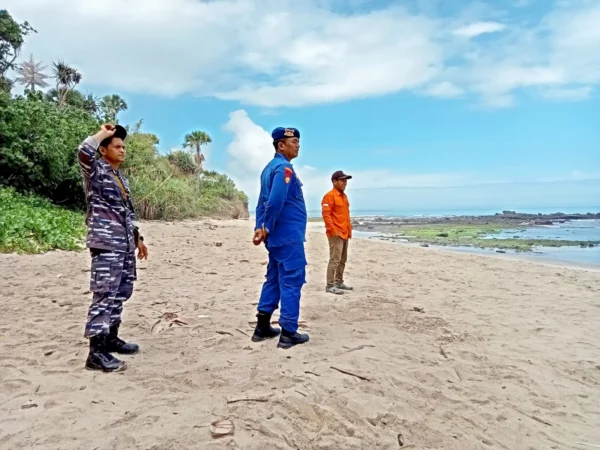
[78,136,137,252]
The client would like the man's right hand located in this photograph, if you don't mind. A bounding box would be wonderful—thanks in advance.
[93,124,116,143]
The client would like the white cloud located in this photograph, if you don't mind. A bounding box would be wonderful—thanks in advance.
[222,110,600,211]
[424,81,464,98]
[222,110,274,200]
[222,110,492,208]
[545,2,600,86]
[471,66,565,108]
[452,21,506,38]
[543,86,593,101]
[215,6,442,107]
[222,110,337,205]
[5,0,600,109]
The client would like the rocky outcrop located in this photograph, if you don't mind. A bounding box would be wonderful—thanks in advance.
[352,211,600,228]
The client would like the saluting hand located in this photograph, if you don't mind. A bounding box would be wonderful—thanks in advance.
[94,124,117,143]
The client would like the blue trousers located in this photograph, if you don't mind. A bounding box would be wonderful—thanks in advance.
[84,249,136,338]
[257,242,307,333]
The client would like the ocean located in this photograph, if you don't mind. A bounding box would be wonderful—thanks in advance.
[464,219,600,267]
[250,206,600,267]
[305,206,600,218]
[360,219,600,268]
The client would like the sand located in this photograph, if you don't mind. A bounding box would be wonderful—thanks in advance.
[1,219,600,450]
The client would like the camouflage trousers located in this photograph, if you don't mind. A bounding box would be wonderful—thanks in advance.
[84,249,136,338]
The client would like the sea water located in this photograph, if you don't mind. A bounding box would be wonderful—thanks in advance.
[356,219,600,268]
[251,208,600,267]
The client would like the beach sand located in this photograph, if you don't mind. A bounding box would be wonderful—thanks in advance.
[1,219,599,450]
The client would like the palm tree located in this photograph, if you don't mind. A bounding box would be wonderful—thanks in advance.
[99,94,128,123]
[183,131,212,173]
[14,54,50,92]
[52,60,82,107]
[0,11,36,91]
[82,92,100,117]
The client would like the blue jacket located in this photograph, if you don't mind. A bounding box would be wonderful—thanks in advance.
[255,153,307,247]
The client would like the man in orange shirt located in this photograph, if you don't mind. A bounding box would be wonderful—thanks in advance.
[321,170,353,295]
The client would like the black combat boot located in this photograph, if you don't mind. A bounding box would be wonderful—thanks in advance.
[85,335,127,372]
[105,322,140,354]
[251,312,281,342]
[277,328,310,349]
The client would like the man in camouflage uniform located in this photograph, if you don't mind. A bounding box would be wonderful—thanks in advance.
[78,124,148,372]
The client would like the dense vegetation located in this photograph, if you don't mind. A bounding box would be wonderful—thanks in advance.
[0,9,248,253]
[0,187,85,253]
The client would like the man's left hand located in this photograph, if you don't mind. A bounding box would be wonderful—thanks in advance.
[137,241,149,260]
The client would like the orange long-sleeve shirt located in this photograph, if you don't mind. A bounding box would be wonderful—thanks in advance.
[321,188,352,239]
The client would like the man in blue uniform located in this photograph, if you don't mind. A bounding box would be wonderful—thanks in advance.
[251,127,310,349]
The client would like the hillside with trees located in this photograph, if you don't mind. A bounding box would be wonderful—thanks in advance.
[0,9,248,253]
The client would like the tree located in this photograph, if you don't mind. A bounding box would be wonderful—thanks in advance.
[82,92,100,117]
[183,130,212,173]
[15,54,49,91]
[44,88,100,117]
[46,87,83,108]
[0,90,99,208]
[100,94,128,123]
[0,10,36,91]
[52,60,82,107]
[167,150,197,175]
[120,120,160,172]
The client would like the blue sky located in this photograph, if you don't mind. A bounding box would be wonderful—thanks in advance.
[6,0,600,213]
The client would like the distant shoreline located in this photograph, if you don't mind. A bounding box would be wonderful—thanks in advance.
[253,207,600,221]
[307,210,600,225]
[306,212,600,267]
[352,235,600,273]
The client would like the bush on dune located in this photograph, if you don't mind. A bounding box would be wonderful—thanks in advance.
[0,187,86,253]
[0,90,99,210]
[0,91,249,224]
[123,130,249,221]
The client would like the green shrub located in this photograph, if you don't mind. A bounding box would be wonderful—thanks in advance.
[127,163,248,220]
[0,187,85,253]
[122,136,248,220]
[0,90,99,209]
[167,150,197,175]
[0,86,248,226]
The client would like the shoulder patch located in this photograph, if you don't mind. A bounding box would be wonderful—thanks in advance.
[284,166,293,184]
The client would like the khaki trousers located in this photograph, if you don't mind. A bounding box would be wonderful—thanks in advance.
[327,236,348,286]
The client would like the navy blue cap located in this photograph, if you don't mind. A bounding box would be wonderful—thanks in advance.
[272,127,300,141]
[99,124,127,148]
[113,124,127,140]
